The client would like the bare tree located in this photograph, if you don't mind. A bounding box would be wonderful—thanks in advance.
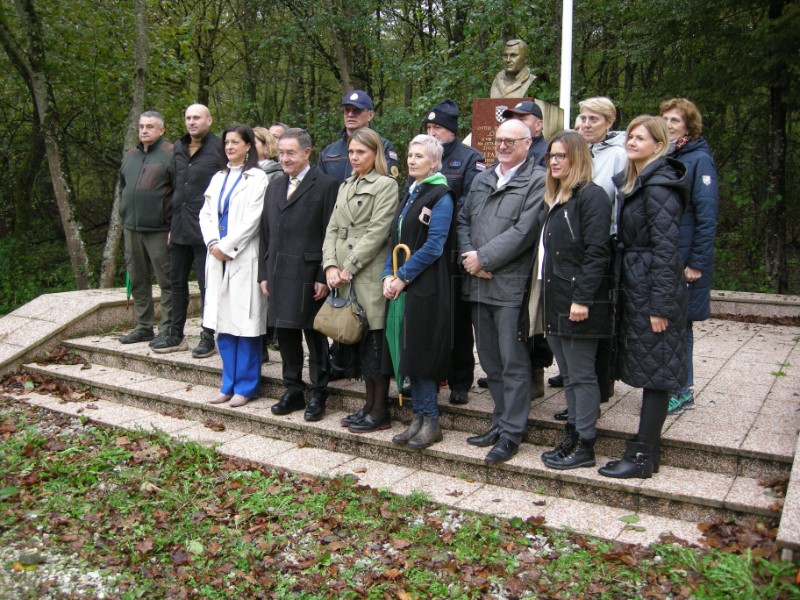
[100,0,148,287]
[0,0,91,288]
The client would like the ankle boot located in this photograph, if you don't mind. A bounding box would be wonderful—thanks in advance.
[543,437,595,470]
[392,414,423,445]
[598,440,654,479]
[606,438,662,473]
[531,369,545,399]
[407,417,443,449]
[541,423,578,461]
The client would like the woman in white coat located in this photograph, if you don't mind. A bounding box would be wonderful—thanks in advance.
[199,124,268,407]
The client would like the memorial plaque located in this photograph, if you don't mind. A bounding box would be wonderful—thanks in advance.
[470,98,564,164]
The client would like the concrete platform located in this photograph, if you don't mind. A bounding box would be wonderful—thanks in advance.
[1,289,798,552]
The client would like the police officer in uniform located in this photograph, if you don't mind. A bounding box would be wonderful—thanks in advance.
[317,90,399,183]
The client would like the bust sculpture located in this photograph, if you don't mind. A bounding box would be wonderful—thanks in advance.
[490,39,536,99]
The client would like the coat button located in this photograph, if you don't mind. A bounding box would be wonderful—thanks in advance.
[357,201,362,206]
[348,244,353,249]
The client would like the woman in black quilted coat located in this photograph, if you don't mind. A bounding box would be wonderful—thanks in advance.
[599,115,689,479]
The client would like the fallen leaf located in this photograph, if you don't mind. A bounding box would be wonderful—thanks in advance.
[353,467,367,474]
[391,537,412,550]
[85,403,98,410]
[171,550,190,565]
[116,436,132,446]
[203,420,225,432]
[619,514,640,524]
[446,490,463,497]
[384,568,403,580]
[135,538,154,553]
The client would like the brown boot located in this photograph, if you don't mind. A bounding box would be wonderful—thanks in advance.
[531,369,545,399]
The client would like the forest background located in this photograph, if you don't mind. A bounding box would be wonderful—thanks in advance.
[0,0,797,315]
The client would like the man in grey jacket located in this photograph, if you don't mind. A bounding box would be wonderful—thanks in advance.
[457,119,545,464]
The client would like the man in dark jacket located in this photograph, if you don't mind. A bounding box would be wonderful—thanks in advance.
[151,104,222,357]
[317,90,399,182]
[457,119,546,464]
[119,111,174,345]
[405,100,485,405]
[502,101,547,167]
[259,128,339,421]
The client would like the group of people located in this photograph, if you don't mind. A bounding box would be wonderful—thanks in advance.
[118,89,717,479]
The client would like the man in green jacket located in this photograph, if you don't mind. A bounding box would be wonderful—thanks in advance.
[118,111,174,344]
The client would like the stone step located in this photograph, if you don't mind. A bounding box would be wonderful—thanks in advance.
[62,332,792,480]
[15,389,707,547]
[25,361,782,525]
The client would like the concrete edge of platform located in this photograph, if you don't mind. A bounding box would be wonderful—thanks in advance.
[0,287,201,377]
[777,432,800,559]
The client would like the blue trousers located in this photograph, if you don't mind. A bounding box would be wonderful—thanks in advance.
[410,378,439,419]
[218,334,262,397]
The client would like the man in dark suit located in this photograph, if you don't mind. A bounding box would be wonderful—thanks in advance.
[258,128,339,421]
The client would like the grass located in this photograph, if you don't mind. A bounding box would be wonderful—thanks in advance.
[1,397,799,599]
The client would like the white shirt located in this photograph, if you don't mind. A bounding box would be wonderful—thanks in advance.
[495,160,525,189]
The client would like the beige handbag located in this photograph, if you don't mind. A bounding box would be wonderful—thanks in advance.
[313,286,368,345]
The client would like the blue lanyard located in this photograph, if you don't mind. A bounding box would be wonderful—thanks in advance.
[217,170,244,220]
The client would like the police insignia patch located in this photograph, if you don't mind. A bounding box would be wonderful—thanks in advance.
[390,165,399,178]
[349,92,359,100]
[449,160,462,167]
[702,175,711,186]
[428,112,436,120]
[476,162,486,171]
[389,151,398,160]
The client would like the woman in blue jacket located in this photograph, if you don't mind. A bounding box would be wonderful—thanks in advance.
[660,98,718,415]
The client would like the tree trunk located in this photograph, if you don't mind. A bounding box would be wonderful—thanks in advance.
[12,115,45,238]
[100,0,148,288]
[0,0,91,289]
[764,0,788,292]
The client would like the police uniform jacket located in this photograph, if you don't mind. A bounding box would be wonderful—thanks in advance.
[317,129,399,183]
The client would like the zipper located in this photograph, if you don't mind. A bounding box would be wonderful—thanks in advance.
[563,209,575,240]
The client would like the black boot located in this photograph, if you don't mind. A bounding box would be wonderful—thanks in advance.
[541,423,578,461]
[598,440,654,479]
[543,437,595,470]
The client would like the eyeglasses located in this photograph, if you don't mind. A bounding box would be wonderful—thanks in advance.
[545,152,568,163]
[493,137,529,148]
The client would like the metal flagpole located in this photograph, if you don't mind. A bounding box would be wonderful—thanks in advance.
[559,0,574,129]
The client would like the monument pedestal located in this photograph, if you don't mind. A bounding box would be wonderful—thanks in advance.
[470,98,564,164]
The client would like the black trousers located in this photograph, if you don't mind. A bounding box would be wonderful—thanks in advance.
[447,277,474,392]
[277,328,330,396]
[169,241,212,337]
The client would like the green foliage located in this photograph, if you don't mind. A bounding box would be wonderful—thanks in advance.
[0,0,797,304]
[0,238,74,315]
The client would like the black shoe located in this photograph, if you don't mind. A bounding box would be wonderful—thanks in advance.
[598,440,654,479]
[541,423,578,461]
[148,330,168,348]
[348,413,391,433]
[543,438,595,470]
[271,390,305,416]
[548,374,564,388]
[484,438,519,464]
[304,394,326,422]
[449,389,469,405]
[476,377,488,389]
[466,425,501,447]
[340,407,367,427]
[192,331,216,358]
[150,334,189,353]
[119,328,155,344]
[553,408,568,421]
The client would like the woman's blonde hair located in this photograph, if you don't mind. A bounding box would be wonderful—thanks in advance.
[543,131,593,204]
[253,126,279,160]
[578,96,617,127]
[349,128,388,175]
[621,115,670,194]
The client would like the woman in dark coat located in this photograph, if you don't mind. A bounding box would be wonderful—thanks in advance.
[660,98,718,415]
[536,131,612,470]
[382,134,454,449]
[599,115,689,479]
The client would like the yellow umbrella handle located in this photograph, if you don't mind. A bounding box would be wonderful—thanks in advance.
[392,244,411,276]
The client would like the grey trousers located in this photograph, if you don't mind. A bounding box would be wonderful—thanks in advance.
[547,335,600,440]
[123,229,172,333]
[472,303,531,444]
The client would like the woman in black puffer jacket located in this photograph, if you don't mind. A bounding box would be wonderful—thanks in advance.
[599,115,689,479]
